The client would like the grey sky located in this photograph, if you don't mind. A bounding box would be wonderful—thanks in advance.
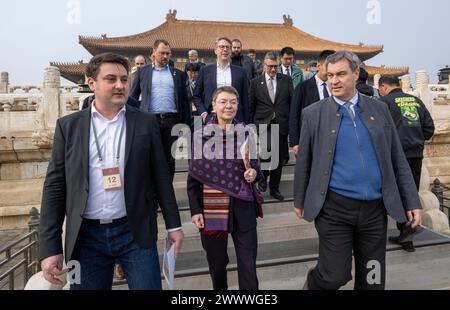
[0,0,448,85]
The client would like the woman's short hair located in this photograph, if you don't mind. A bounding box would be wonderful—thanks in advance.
[212,86,239,103]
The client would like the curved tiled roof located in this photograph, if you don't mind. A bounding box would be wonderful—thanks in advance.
[50,61,87,84]
[79,16,383,59]
[363,65,409,76]
[50,61,86,74]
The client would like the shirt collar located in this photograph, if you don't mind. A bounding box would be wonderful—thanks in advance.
[282,65,290,72]
[333,91,359,107]
[315,74,327,87]
[217,62,231,70]
[91,100,126,122]
[153,64,169,72]
[265,73,275,81]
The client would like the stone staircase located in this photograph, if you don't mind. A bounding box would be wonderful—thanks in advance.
[113,153,450,290]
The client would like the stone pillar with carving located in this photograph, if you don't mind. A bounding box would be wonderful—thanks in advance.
[373,74,381,89]
[416,70,429,90]
[401,74,412,93]
[0,72,9,94]
[414,70,432,111]
[32,66,61,149]
[419,166,450,235]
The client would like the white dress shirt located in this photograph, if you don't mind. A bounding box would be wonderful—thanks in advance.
[217,62,232,87]
[315,75,330,100]
[265,73,277,96]
[84,103,127,220]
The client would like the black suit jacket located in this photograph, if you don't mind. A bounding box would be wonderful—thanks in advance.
[193,64,250,123]
[232,54,257,81]
[250,73,293,135]
[130,65,190,125]
[38,106,181,262]
[289,76,321,147]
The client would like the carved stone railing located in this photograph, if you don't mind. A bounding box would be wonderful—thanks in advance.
[5,85,79,95]
[0,67,90,151]
[0,94,41,112]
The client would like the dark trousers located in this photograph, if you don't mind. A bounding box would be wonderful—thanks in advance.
[155,115,180,180]
[407,157,422,191]
[200,207,258,290]
[260,121,288,191]
[396,157,423,233]
[308,191,387,290]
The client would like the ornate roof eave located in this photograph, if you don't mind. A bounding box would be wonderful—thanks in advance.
[363,64,409,76]
[78,12,384,57]
[79,43,383,59]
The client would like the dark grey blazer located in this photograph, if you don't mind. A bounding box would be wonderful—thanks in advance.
[293,95,421,223]
[250,73,293,136]
[38,106,181,262]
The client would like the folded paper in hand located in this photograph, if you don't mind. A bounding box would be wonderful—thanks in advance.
[162,238,176,289]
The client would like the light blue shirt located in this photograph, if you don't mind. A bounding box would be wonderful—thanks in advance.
[149,65,177,113]
[333,91,359,114]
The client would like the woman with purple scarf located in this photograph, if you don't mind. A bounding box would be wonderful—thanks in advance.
[187,86,264,290]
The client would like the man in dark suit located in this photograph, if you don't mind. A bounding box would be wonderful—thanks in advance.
[186,62,201,128]
[294,51,422,290]
[250,52,293,201]
[231,39,257,81]
[193,37,250,124]
[130,39,190,179]
[289,50,335,155]
[38,53,184,290]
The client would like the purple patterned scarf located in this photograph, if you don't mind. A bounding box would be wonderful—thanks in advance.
[189,116,263,205]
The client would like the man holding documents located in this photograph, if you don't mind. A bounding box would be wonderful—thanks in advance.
[38,53,183,290]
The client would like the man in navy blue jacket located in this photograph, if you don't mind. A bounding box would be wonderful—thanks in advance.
[193,37,249,124]
[130,40,190,179]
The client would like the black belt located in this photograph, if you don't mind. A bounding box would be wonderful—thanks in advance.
[83,216,127,225]
[154,112,179,119]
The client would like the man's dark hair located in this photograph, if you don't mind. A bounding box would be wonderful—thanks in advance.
[280,47,295,57]
[185,62,201,72]
[379,75,400,87]
[232,38,242,45]
[248,49,256,54]
[153,39,171,49]
[318,50,336,64]
[358,67,369,82]
[85,53,130,80]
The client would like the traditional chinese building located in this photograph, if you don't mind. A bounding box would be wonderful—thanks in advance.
[51,10,408,84]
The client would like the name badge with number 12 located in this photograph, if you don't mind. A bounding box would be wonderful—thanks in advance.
[102,166,122,190]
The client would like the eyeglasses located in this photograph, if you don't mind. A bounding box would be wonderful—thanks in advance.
[265,65,278,69]
[217,45,231,50]
[215,100,238,106]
